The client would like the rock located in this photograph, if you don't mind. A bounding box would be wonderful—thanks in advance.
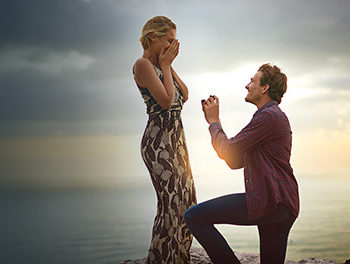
[118,247,338,264]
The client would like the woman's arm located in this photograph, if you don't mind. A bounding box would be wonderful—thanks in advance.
[134,41,179,110]
[134,59,174,109]
[171,67,188,102]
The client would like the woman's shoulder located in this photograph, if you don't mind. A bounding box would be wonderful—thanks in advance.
[133,58,160,88]
[134,58,153,72]
[134,58,161,79]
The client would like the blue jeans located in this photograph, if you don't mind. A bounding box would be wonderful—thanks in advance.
[184,193,296,264]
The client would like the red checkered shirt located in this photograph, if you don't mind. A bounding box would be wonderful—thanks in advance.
[209,100,299,220]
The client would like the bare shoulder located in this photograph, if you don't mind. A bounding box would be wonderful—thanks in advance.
[134,58,157,87]
[134,58,153,73]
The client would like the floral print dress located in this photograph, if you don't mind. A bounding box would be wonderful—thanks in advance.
[134,65,197,264]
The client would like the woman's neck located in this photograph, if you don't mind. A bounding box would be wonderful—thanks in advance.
[142,49,159,67]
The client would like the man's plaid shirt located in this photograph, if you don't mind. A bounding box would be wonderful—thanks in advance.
[209,100,299,220]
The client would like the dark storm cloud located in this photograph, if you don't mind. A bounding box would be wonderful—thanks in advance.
[1,69,97,121]
[0,0,144,136]
[2,0,349,67]
[1,0,350,137]
[0,76,145,137]
[0,65,143,121]
[0,0,132,52]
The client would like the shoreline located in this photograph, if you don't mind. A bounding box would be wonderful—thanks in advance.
[118,247,339,264]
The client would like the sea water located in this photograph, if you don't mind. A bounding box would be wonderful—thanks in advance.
[1,175,349,264]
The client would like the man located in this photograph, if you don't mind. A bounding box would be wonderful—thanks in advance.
[184,63,299,264]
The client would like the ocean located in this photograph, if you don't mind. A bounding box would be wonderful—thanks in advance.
[1,175,349,264]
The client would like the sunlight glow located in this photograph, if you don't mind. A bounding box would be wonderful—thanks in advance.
[185,62,260,100]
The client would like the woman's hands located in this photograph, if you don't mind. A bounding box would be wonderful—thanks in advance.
[159,40,179,68]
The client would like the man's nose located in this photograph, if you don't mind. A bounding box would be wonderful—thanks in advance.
[245,83,250,89]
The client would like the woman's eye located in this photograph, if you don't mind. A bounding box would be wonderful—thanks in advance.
[168,39,173,44]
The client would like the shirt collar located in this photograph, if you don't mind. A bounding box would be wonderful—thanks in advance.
[253,100,278,117]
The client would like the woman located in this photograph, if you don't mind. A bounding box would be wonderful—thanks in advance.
[133,16,197,264]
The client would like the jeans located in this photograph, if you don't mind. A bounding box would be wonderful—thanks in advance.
[184,193,296,264]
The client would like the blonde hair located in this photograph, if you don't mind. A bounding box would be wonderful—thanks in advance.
[140,16,176,50]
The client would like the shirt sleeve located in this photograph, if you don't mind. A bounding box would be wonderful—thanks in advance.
[209,111,276,169]
[209,122,243,169]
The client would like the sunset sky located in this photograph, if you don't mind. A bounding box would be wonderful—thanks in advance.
[1,0,350,190]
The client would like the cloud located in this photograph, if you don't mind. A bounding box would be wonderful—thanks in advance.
[0,47,94,75]
[1,0,350,188]
[0,0,131,51]
[0,65,143,121]
[1,0,350,138]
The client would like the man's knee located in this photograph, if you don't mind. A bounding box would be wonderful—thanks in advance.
[184,206,193,225]
[184,205,198,226]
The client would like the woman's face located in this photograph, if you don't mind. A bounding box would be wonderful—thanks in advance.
[152,29,177,55]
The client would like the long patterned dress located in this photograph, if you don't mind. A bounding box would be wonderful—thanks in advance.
[134,65,197,264]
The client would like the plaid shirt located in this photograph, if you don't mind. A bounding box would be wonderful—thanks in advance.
[209,100,299,220]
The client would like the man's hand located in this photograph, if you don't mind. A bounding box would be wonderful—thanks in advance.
[201,95,220,125]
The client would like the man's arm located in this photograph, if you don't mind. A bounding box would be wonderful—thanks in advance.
[209,122,244,169]
[202,95,243,169]
[202,96,276,169]
[226,110,276,153]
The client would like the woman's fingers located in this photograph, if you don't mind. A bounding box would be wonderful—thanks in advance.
[160,47,165,56]
[159,40,179,64]
[166,40,179,56]
[174,43,179,57]
[165,40,175,53]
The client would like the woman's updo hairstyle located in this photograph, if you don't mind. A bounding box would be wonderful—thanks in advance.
[140,16,176,50]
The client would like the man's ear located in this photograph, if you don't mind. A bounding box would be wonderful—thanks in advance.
[262,84,270,94]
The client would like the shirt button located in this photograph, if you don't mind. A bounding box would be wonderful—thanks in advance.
[245,179,249,183]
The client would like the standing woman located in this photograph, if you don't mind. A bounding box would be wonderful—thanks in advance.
[133,16,197,264]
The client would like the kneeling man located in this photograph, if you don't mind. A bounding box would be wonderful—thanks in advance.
[185,63,300,264]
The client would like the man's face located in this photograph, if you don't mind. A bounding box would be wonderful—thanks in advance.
[245,71,265,105]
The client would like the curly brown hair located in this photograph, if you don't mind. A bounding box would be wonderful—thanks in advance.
[258,64,287,104]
